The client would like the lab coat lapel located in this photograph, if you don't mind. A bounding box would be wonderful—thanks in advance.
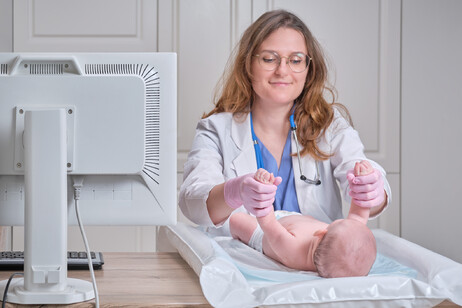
[231,113,257,176]
[291,133,318,212]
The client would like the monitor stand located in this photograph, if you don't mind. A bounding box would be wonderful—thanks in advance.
[0,108,93,304]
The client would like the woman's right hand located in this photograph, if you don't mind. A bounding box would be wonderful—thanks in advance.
[224,173,282,217]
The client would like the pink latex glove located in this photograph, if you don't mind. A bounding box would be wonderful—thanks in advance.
[347,161,385,208]
[224,172,282,217]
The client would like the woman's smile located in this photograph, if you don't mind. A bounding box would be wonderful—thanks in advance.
[269,81,292,86]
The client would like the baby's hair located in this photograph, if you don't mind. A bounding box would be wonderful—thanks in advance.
[313,219,376,278]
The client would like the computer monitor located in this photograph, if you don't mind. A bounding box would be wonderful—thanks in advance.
[0,53,177,304]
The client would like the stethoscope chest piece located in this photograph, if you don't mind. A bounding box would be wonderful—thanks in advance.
[300,175,321,186]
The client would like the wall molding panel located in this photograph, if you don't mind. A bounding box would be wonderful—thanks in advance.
[13,0,158,52]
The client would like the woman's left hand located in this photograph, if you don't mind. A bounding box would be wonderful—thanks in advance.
[347,168,385,208]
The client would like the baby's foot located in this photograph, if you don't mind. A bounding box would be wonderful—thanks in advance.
[354,160,373,176]
[255,168,275,184]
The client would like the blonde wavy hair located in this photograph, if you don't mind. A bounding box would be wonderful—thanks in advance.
[204,9,350,160]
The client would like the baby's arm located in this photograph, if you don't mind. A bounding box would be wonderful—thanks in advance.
[347,161,373,224]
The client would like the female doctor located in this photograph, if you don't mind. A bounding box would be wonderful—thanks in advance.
[179,10,391,229]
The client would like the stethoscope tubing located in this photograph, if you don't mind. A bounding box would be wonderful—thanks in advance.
[250,112,321,185]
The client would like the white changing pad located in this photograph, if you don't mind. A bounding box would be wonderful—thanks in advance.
[159,223,462,308]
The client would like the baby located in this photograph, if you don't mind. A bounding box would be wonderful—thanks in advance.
[229,160,377,278]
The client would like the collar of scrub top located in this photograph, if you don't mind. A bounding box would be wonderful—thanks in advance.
[249,111,321,185]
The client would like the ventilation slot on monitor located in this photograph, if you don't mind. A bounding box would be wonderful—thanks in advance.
[85,64,161,184]
[0,64,7,75]
[30,64,64,75]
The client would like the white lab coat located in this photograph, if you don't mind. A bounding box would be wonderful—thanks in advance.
[179,110,391,228]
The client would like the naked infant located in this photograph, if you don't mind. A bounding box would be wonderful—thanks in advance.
[230,160,377,278]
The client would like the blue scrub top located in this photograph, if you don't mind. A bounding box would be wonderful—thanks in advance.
[256,131,300,213]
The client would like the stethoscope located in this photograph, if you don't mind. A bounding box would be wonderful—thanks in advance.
[250,111,321,185]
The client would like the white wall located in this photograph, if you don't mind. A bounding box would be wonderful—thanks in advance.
[1,0,461,262]
[0,0,13,250]
[0,0,12,52]
[401,0,462,263]
[269,0,401,235]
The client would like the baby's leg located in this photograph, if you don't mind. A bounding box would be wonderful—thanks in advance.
[348,160,374,223]
[230,169,276,245]
[229,212,258,245]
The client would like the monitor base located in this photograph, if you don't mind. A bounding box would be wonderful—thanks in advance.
[0,278,94,304]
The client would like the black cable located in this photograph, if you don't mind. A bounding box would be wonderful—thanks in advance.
[1,272,23,308]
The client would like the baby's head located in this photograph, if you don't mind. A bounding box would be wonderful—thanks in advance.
[313,218,376,278]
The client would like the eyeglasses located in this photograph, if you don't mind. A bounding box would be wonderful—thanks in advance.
[254,51,311,73]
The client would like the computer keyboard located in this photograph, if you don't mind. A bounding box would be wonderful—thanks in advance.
[0,251,104,270]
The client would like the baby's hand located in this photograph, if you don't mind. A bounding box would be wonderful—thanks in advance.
[254,168,275,184]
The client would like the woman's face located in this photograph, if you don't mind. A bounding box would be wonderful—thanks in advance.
[251,27,309,109]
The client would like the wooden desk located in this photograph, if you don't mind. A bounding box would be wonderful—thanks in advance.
[0,252,459,307]
[0,252,212,307]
